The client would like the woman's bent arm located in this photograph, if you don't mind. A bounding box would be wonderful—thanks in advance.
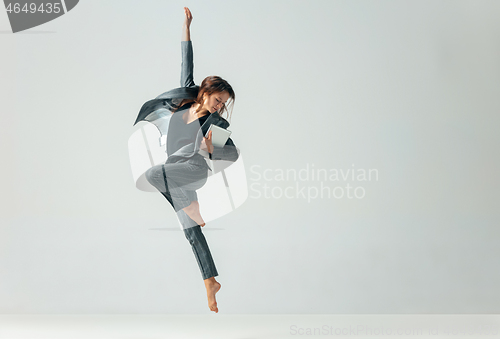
[209,138,239,162]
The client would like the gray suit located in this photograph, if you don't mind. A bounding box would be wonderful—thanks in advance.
[138,40,238,280]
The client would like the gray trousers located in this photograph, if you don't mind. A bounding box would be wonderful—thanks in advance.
[145,158,208,212]
[145,157,218,280]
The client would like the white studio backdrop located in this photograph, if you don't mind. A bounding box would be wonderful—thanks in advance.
[0,0,499,313]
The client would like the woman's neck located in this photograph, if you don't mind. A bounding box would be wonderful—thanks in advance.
[191,103,209,118]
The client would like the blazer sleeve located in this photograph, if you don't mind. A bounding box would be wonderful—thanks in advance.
[209,137,239,162]
[181,41,195,88]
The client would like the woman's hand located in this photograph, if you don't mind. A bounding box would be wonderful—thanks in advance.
[183,7,193,27]
[182,7,193,41]
[200,130,214,154]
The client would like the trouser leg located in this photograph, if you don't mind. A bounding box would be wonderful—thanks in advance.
[183,225,218,280]
[145,161,207,212]
[145,161,217,279]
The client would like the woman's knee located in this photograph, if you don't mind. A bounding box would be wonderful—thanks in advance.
[145,165,165,188]
[183,226,202,245]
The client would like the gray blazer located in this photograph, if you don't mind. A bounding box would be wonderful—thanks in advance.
[134,41,239,164]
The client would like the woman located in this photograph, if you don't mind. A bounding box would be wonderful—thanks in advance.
[135,7,239,313]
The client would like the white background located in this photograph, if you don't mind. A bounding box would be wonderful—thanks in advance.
[0,0,499,313]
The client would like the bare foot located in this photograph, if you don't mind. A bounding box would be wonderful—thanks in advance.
[182,201,206,226]
[204,277,221,313]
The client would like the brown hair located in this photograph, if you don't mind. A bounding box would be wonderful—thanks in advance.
[194,76,235,121]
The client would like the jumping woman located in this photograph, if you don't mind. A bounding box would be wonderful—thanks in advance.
[133,7,239,313]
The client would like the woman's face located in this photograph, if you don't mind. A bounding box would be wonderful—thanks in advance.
[203,91,230,114]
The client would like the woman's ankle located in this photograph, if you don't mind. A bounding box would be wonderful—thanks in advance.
[204,277,216,284]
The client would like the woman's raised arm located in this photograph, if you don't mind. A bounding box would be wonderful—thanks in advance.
[180,7,195,88]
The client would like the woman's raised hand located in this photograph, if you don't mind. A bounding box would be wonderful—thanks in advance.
[183,7,193,28]
[182,7,193,41]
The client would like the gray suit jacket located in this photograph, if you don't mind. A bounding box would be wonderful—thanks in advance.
[134,41,239,163]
